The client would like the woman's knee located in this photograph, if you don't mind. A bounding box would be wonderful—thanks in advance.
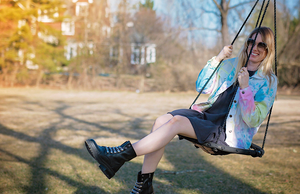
[152,114,173,132]
[168,115,186,125]
[168,115,195,136]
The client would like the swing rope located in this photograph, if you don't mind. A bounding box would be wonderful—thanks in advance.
[262,0,277,149]
[216,0,269,147]
[185,0,277,157]
[189,0,260,109]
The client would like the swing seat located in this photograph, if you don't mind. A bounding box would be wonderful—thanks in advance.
[179,135,264,158]
[180,0,277,159]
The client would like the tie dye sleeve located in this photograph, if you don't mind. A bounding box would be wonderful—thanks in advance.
[195,57,221,94]
[238,78,277,128]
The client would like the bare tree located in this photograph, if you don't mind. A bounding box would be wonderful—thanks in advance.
[161,0,255,46]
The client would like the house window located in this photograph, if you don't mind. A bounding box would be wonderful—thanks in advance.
[37,9,54,23]
[110,46,121,60]
[131,44,156,65]
[88,43,93,55]
[76,2,89,16]
[131,44,140,65]
[140,46,145,65]
[65,43,78,60]
[61,20,75,35]
[146,44,156,63]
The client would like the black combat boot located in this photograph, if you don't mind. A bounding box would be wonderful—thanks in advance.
[131,171,154,194]
[85,139,137,179]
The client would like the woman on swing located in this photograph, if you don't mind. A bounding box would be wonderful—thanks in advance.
[85,26,277,194]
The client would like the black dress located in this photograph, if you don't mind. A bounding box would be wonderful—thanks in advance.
[169,70,256,146]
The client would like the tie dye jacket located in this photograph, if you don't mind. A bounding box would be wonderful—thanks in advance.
[195,57,277,149]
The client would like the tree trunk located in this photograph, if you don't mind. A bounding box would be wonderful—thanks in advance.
[220,0,229,45]
[221,12,229,45]
[10,63,19,87]
[67,72,73,89]
[1,67,9,86]
[35,70,44,88]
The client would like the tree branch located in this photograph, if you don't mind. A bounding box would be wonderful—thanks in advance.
[201,7,220,17]
[229,0,253,10]
[212,0,223,12]
[181,27,221,33]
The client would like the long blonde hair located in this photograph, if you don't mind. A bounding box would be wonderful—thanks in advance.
[235,27,276,84]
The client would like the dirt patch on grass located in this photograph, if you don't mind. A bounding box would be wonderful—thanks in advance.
[0,88,299,194]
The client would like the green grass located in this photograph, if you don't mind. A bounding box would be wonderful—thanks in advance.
[0,88,299,194]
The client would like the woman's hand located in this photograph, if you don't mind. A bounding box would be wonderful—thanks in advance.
[215,45,233,62]
[238,67,249,89]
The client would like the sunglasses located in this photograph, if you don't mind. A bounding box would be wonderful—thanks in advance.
[247,38,268,51]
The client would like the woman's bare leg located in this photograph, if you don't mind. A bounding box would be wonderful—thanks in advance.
[132,115,197,173]
[141,114,172,173]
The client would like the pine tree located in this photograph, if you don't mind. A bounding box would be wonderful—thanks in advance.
[0,2,24,86]
[0,0,67,87]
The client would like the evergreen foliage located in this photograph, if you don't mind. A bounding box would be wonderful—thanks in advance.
[0,0,66,86]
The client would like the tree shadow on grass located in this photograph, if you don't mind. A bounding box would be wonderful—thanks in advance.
[155,141,267,194]
[0,94,298,193]
[255,114,300,147]
[110,139,269,194]
[0,123,109,194]
[0,94,153,194]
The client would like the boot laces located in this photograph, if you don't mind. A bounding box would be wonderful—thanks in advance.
[105,146,124,154]
[131,182,143,194]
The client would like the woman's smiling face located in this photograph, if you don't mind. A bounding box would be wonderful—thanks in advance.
[247,33,268,66]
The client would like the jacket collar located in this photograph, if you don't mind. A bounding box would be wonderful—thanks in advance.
[250,67,265,80]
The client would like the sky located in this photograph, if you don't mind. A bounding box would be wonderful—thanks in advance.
[109,0,299,18]
[108,0,299,47]
[153,0,300,45]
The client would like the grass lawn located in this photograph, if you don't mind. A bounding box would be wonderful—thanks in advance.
[0,88,299,194]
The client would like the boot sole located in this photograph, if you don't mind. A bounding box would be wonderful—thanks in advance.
[85,139,115,179]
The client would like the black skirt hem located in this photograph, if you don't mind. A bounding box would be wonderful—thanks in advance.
[168,109,228,146]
